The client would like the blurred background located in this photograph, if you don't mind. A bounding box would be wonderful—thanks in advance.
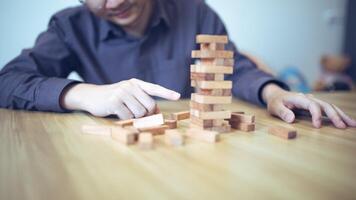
[0,0,355,92]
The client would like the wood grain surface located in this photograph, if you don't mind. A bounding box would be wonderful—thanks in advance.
[0,92,355,200]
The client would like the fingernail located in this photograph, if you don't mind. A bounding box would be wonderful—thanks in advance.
[172,92,181,100]
[284,114,294,123]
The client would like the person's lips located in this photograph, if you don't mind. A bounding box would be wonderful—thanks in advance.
[110,4,133,19]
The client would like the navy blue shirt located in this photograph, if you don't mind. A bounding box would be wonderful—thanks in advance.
[0,0,286,112]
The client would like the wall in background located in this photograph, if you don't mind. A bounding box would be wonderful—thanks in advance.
[0,0,347,85]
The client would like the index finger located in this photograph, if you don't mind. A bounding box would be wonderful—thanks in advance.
[130,79,181,100]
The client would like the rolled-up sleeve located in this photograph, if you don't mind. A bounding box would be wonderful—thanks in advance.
[197,1,288,106]
[0,16,80,112]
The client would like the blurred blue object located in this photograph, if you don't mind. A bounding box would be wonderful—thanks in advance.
[278,66,310,93]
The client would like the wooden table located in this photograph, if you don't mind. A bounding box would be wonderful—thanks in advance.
[1,92,355,200]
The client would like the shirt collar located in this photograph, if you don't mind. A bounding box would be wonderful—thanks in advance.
[99,0,173,41]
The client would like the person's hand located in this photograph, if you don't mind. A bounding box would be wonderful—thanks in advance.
[262,83,356,129]
[61,78,180,119]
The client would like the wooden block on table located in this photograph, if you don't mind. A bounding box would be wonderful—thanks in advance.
[200,43,225,51]
[81,125,112,136]
[200,58,234,66]
[186,126,220,143]
[191,80,232,89]
[191,65,233,74]
[111,127,138,145]
[229,121,255,132]
[171,111,190,121]
[133,114,164,129]
[138,125,168,135]
[191,93,232,104]
[268,126,297,140]
[165,130,184,146]
[196,88,231,96]
[230,113,255,123]
[114,119,134,127]
[192,50,233,59]
[190,109,231,120]
[190,101,224,112]
[138,132,154,150]
[164,119,177,129]
[196,35,228,44]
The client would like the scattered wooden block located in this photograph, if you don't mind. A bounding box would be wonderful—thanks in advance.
[171,111,190,121]
[200,43,225,51]
[230,113,255,123]
[133,114,164,129]
[191,65,233,74]
[191,50,234,59]
[191,94,232,104]
[196,35,228,44]
[200,58,234,66]
[138,125,168,135]
[191,80,232,89]
[111,127,138,145]
[165,130,184,146]
[190,109,231,120]
[138,132,154,150]
[268,126,297,140]
[114,119,134,127]
[81,125,112,136]
[164,119,177,129]
[186,127,220,143]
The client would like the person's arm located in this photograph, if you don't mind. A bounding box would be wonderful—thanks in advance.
[0,17,79,112]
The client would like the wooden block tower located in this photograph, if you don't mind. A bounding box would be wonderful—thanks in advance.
[190,35,234,133]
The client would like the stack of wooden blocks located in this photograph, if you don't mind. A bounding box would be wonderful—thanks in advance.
[190,34,234,133]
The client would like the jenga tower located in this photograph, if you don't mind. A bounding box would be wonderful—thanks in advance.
[190,35,234,133]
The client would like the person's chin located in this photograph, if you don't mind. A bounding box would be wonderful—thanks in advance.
[112,14,139,27]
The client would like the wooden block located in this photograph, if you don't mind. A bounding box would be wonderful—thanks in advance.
[191,93,232,104]
[230,113,255,123]
[138,132,154,150]
[186,127,220,143]
[190,109,231,120]
[190,101,224,112]
[192,50,234,59]
[209,124,231,133]
[111,127,138,145]
[190,72,216,81]
[200,43,225,51]
[138,125,168,135]
[229,121,255,132]
[268,126,297,140]
[133,114,164,129]
[81,125,111,136]
[196,88,231,96]
[164,119,177,129]
[191,80,232,89]
[200,58,234,66]
[165,130,184,146]
[196,35,228,44]
[171,111,190,121]
[191,65,233,74]
[114,119,134,127]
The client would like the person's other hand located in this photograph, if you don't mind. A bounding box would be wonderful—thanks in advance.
[61,78,180,119]
[262,83,356,129]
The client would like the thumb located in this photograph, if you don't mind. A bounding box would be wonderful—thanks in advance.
[269,102,295,123]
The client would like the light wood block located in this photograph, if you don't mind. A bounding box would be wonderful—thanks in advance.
[192,50,233,59]
[138,132,154,150]
[199,58,234,66]
[268,126,297,140]
[191,65,233,74]
[190,116,226,128]
[190,72,215,81]
[165,130,184,146]
[191,80,232,89]
[229,121,255,132]
[230,113,255,123]
[164,119,177,129]
[190,109,231,120]
[196,35,228,44]
[191,94,232,104]
[196,88,231,96]
[114,119,134,127]
[190,101,224,112]
[133,114,164,129]
[171,111,190,121]
[186,127,220,143]
[200,43,225,51]
[81,125,111,136]
[111,127,138,145]
[138,125,168,135]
